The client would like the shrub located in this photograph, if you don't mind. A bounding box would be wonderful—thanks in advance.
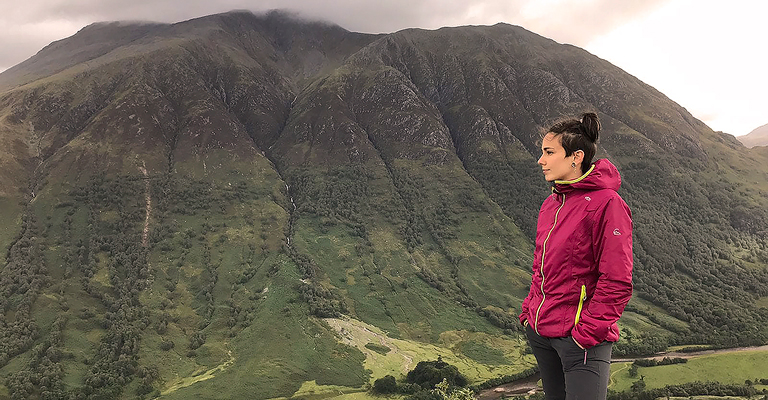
[373,375,397,394]
[406,357,468,389]
[365,342,391,355]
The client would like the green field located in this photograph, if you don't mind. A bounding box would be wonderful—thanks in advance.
[610,350,768,393]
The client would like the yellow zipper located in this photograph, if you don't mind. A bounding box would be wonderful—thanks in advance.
[534,193,566,334]
[575,284,587,326]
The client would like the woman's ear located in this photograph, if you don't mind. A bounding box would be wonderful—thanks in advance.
[573,149,585,165]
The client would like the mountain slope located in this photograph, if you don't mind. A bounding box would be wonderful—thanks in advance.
[738,123,768,148]
[1,10,768,399]
[0,22,166,92]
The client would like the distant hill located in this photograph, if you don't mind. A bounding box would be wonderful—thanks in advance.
[1,9,767,399]
[738,123,768,147]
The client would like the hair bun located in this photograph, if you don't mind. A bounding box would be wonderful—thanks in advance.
[580,112,600,143]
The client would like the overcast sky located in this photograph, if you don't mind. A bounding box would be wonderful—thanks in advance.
[1,0,765,136]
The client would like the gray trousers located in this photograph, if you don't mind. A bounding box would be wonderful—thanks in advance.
[526,324,613,400]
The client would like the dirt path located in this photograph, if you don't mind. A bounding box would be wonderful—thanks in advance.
[608,362,629,388]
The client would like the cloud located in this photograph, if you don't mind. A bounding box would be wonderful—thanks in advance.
[1,0,674,71]
[0,19,87,71]
[584,0,768,136]
[520,0,671,45]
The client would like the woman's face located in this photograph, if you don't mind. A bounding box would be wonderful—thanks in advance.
[538,133,581,182]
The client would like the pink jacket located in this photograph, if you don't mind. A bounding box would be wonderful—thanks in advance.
[519,159,633,349]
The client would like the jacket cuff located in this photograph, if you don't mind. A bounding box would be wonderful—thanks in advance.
[571,326,599,349]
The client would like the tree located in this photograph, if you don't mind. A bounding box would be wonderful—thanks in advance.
[631,377,646,393]
[406,357,468,389]
[373,375,397,394]
[431,379,475,400]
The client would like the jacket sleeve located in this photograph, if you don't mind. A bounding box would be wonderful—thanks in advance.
[572,196,633,348]
[519,276,536,325]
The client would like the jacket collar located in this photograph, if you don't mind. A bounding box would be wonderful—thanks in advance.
[555,164,595,186]
[552,159,621,194]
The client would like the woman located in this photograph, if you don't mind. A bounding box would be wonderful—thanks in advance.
[519,112,633,400]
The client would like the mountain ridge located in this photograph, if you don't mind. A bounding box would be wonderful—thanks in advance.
[738,122,768,148]
[1,10,768,399]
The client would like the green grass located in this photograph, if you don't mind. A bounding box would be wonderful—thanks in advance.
[289,380,368,399]
[457,341,510,365]
[292,215,505,343]
[0,196,22,266]
[609,350,768,392]
[756,296,768,309]
[0,352,28,387]
[324,317,535,384]
[624,297,690,333]
[157,254,370,400]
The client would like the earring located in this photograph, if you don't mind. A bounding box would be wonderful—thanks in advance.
[571,162,576,168]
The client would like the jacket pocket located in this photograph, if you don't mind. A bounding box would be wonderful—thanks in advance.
[574,284,587,326]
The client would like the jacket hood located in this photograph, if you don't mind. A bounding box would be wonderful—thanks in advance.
[553,158,621,193]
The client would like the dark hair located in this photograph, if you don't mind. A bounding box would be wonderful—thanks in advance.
[547,112,600,174]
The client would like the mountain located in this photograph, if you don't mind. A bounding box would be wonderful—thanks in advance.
[738,123,768,148]
[1,10,768,399]
[0,22,166,93]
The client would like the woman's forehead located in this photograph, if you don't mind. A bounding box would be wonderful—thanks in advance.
[541,133,562,148]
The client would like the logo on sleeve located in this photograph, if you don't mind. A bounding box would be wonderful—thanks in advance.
[613,229,621,236]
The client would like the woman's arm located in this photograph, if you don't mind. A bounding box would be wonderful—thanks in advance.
[519,279,537,325]
[571,196,633,348]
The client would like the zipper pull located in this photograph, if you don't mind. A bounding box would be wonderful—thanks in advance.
[583,350,588,365]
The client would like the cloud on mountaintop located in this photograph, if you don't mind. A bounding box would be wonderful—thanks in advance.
[1,0,670,71]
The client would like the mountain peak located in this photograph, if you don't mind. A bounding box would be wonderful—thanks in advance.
[738,123,768,148]
[185,9,353,38]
